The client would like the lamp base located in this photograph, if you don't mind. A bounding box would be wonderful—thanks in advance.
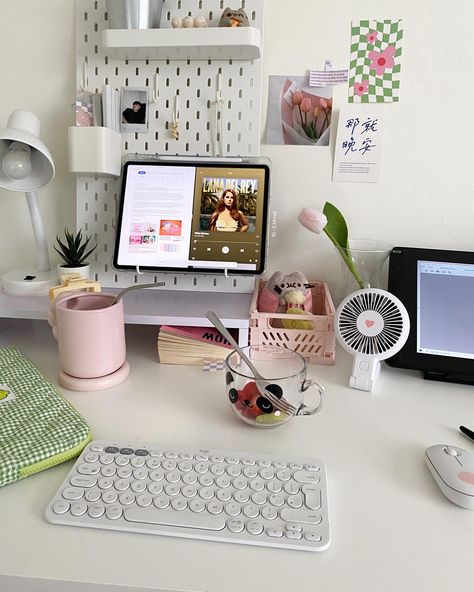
[2,268,58,296]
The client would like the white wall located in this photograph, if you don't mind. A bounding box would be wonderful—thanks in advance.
[1,0,473,293]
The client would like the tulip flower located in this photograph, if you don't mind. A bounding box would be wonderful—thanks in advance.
[298,208,327,234]
[292,90,302,105]
[300,98,312,113]
[298,202,364,289]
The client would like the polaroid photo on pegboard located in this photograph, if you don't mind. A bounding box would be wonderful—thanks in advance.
[120,87,149,133]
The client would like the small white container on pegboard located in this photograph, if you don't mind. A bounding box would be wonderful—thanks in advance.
[249,280,336,365]
[69,126,122,176]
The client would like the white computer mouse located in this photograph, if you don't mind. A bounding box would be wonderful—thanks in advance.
[425,444,474,510]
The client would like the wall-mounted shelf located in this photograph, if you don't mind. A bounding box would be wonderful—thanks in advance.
[0,289,251,346]
[102,26,262,61]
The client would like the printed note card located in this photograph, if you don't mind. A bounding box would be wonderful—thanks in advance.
[349,19,403,103]
[333,106,384,183]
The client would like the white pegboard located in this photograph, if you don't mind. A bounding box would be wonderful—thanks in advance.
[75,0,264,291]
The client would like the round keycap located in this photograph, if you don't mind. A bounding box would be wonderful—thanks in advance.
[119,492,135,505]
[261,506,278,520]
[207,501,224,515]
[165,483,180,496]
[189,499,205,513]
[131,480,147,493]
[243,504,259,518]
[53,500,70,514]
[227,518,245,533]
[70,502,87,516]
[106,506,123,520]
[88,504,105,518]
[147,482,164,495]
[62,487,84,500]
[225,502,241,516]
[146,458,161,469]
[136,494,153,507]
[171,497,188,511]
[247,520,264,535]
[102,490,119,504]
[85,488,101,502]
[115,479,130,491]
[154,495,170,508]
[216,489,232,502]
[199,487,214,500]
[182,472,198,485]
[117,467,132,479]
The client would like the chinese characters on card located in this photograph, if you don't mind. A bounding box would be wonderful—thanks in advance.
[333,106,384,183]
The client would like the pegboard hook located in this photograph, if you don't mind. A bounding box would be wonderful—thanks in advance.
[152,73,159,103]
[80,61,89,92]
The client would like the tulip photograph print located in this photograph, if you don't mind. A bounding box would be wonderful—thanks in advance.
[348,19,403,103]
[266,76,333,146]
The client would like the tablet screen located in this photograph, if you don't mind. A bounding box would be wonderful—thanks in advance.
[388,246,474,383]
[113,160,270,275]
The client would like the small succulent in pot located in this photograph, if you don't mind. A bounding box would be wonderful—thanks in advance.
[54,228,97,268]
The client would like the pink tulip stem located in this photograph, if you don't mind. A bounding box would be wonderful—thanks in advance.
[298,105,304,128]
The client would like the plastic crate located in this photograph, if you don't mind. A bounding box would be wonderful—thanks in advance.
[249,280,336,365]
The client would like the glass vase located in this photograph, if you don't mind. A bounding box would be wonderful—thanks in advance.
[335,239,393,304]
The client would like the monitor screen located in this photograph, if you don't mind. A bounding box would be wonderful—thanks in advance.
[417,260,474,360]
[113,160,270,275]
[388,246,474,384]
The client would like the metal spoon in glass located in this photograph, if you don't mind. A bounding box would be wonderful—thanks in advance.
[206,311,297,416]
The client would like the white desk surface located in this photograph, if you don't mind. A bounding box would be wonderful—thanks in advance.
[0,317,473,592]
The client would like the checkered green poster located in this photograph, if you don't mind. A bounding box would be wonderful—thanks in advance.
[348,19,403,103]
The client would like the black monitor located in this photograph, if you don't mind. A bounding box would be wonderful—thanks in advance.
[387,246,474,385]
[113,158,270,276]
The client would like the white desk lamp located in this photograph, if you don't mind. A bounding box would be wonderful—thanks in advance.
[0,110,56,296]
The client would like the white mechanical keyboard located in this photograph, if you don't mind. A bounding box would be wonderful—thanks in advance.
[45,440,330,551]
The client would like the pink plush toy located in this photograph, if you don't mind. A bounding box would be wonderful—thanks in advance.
[258,271,313,314]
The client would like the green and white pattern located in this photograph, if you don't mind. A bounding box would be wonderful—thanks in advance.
[0,347,91,487]
[349,19,403,103]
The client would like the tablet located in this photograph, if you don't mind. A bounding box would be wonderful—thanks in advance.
[387,246,474,384]
[113,159,270,275]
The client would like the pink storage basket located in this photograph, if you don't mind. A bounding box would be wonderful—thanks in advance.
[249,280,336,365]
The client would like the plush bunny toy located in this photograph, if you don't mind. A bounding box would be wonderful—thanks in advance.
[257,271,313,314]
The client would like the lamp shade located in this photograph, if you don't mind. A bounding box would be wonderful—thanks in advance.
[0,110,55,192]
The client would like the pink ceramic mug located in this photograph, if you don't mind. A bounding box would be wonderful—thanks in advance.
[52,293,126,379]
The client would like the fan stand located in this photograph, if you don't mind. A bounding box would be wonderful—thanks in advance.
[350,354,381,392]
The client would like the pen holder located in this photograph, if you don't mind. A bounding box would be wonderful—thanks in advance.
[49,292,130,391]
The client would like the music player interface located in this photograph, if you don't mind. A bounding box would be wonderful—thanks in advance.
[417,260,474,360]
[115,163,268,273]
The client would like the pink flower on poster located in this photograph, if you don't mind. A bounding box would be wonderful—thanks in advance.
[300,98,312,113]
[354,80,369,96]
[366,30,378,43]
[368,45,396,75]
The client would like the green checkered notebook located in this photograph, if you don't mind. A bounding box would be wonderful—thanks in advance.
[0,347,92,487]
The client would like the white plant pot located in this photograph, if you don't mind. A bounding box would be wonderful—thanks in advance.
[57,263,91,281]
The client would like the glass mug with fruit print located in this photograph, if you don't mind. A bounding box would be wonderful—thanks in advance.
[225,345,324,428]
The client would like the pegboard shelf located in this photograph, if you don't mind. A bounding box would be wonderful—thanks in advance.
[0,289,251,346]
[102,26,261,60]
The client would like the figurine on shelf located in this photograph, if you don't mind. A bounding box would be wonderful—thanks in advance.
[171,15,208,28]
[218,7,250,27]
